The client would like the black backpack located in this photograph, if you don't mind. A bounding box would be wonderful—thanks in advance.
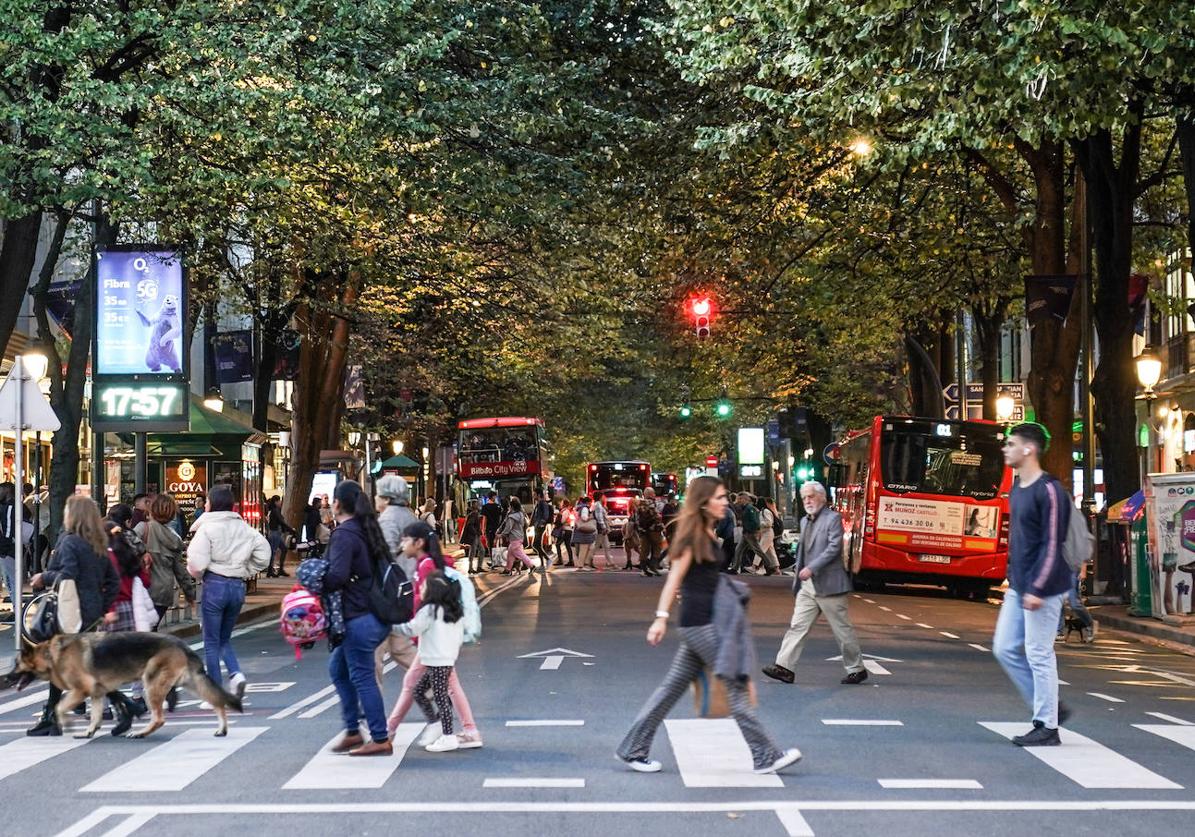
[0,504,14,556]
[772,510,784,538]
[369,555,414,625]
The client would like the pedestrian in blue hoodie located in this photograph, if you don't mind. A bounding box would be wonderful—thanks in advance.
[993,422,1073,747]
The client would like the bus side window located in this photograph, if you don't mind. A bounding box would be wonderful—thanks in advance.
[827,463,846,491]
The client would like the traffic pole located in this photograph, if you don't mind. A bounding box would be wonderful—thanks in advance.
[13,356,24,652]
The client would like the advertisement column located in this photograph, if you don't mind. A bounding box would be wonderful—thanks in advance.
[1143,473,1195,621]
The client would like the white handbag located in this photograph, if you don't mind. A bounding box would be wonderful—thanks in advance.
[132,577,160,631]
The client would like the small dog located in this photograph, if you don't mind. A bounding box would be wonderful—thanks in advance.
[1063,615,1089,643]
[12,632,243,738]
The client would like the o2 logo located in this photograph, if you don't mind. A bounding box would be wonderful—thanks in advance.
[1166,487,1195,497]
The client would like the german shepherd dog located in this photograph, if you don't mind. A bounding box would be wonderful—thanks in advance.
[13,632,243,739]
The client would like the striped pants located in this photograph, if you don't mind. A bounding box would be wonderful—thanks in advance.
[617,624,781,769]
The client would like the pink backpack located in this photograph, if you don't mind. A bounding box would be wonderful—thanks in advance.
[280,585,327,659]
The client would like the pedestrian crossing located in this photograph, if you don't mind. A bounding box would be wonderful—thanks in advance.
[1,712,1194,795]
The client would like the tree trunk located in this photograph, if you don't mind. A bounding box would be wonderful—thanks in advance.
[1179,112,1195,286]
[904,333,945,417]
[1076,121,1142,505]
[282,269,358,532]
[1021,140,1082,487]
[972,304,1005,421]
[0,212,42,358]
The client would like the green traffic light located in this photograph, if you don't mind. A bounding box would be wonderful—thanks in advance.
[715,400,732,418]
[679,404,692,419]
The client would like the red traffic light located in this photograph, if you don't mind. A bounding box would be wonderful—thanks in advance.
[690,297,711,317]
[688,295,713,338]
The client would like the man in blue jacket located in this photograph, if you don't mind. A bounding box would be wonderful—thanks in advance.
[994,422,1073,747]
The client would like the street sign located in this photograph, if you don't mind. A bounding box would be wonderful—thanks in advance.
[945,404,1025,422]
[705,455,719,468]
[0,364,60,432]
[518,647,594,671]
[942,381,1025,405]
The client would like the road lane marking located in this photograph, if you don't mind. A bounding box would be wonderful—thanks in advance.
[505,720,585,727]
[664,719,784,787]
[81,726,268,792]
[878,606,892,612]
[299,695,342,719]
[273,661,397,720]
[97,812,155,837]
[0,734,93,781]
[916,623,934,630]
[878,779,982,789]
[775,807,815,836]
[939,632,960,639]
[862,599,876,604]
[968,644,989,652]
[0,689,50,717]
[484,778,585,788]
[979,722,1182,789]
[1146,712,1193,725]
[1134,724,1195,754]
[284,724,422,790]
[822,720,903,726]
[897,615,911,621]
[1087,692,1125,703]
[862,660,891,675]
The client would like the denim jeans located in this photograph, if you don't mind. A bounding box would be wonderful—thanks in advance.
[330,612,390,742]
[1057,571,1093,633]
[0,554,15,602]
[201,574,246,683]
[993,588,1065,728]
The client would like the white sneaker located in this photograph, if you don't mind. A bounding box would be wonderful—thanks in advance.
[616,753,662,773]
[228,672,247,700]
[754,748,802,775]
[425,734,460,753]
[416,724,441,747]
[457,730,484,749]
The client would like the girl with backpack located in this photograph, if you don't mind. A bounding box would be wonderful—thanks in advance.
[572,497,598,570]
[387,570,465,752]
[386,521,484,750]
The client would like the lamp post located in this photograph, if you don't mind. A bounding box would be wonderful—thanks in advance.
[995,394,1016,424]
[22,349,49,572]
[1136,347,1164,474]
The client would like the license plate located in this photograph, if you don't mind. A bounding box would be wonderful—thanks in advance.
[917,554,952,564]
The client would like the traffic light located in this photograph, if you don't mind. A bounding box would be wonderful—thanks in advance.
[715,398,732,419]
[679,403,692,419]
[689,296,712,338]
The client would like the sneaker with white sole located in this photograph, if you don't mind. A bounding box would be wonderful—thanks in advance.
[228,672,247,700]
[754,748,802,775]
[416,724,441,747]
[616,753,662,773]
[425,734,460,753]
[457,730,484,749]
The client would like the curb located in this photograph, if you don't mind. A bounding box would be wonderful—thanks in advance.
[161,601,278,641]
[1091,607,1195,652]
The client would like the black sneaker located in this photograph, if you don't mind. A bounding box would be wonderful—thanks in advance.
[1012,721,1060,747]
[841,669,869,685]
[762,664,795,684]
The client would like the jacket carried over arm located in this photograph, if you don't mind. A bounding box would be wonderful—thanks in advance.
[713,575,757,683]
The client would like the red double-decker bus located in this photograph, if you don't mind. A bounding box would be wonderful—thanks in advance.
[828,416,1012,597]
[586,461,651,543]
[455,417,548,506]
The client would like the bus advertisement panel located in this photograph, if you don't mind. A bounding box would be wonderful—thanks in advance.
[831,416,1012,596]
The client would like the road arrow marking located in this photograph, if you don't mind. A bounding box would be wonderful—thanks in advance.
[827,653,901,676]
[518,648,594,670]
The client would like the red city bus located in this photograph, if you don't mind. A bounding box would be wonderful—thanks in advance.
[828,416,1013,597]
[586,460,651,543]
[455,417,548,507]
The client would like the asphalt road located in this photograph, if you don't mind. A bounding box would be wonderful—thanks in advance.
[4,552,1195,837]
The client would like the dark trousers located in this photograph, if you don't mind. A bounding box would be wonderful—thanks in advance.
[641,532,663,573]
[555,531,574,564]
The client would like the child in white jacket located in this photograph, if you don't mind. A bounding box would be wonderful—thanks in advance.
[388,571,465,752]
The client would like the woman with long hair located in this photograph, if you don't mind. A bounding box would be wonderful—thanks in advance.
[322,479,399,755]
[616,476,800,775]
[27,495,121,736]
[553,498,575,567]
[136,493,195,626]
[499,497,538,577]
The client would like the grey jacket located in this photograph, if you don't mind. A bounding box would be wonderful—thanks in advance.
[793,506,852,597]
[378,502,418,580]
[713,574,756,683]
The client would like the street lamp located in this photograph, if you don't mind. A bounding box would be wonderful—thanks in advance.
[995,394,1016,422]
[1136,347,1163,394]
[392,440,404,455]
[848,136,874,157]
[203,387,224,412]
[347,430,362,448]
[21,350,49,383]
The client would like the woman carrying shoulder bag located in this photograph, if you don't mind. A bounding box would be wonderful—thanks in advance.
[27,495,121,736]
[136,493,196,625]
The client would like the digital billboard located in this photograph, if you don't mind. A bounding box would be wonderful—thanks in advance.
[95,249,186,377]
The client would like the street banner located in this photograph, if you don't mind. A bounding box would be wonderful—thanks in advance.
[343,365,366,409]
[1143,473,1195,621]
[1024,274,1077,326]
[212,330,255,384]
[46,278,82,336]
[95,249,186,375]
[272,329,301,380]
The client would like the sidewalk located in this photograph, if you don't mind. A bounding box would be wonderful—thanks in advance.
[1090,603,1195,652]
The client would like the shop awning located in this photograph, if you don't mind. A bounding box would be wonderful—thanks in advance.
[146,442,224,457]
[376,454,420,471]
[146,396,267,453]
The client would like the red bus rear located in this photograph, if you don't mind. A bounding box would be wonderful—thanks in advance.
[829,416,1012,596]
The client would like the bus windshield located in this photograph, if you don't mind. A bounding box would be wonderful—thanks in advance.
[879,421,1005,501]
[591,463,650,493]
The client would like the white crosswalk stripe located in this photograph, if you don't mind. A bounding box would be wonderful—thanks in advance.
[663,718,783,788]
[0,735,93,781]
[283,723,424,790]
[81,726,269,792]
[980,722,1182,789]
[1135,724,1195,753]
